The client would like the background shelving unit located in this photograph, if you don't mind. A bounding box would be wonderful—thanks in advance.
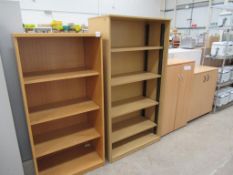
[89,15,170,162]
[13,33,104,175]
[202,3,233,113]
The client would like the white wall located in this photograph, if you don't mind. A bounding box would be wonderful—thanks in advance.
[165,0,229,36]
[0,54,24,175]
[19,0,162,25]
[1,0,163,163]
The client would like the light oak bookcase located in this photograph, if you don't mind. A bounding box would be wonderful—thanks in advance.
[89,15,170,162]
[13,33,104,175]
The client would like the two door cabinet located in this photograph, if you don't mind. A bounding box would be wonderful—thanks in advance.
[188,66,218,121]
[159,59,194,136]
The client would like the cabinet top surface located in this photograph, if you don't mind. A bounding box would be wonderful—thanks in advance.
[89,14,170,21]
[194,66,218,74]
[167,58,195,66]
[13,33,100,38]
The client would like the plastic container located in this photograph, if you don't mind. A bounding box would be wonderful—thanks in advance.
[225,66,233,81]
[218,68,231,83]
[211,41,233,58]
[225,87,233,102]
[215,88,230,107]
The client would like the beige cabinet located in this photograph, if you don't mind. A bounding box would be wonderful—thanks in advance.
[159,59,194,136]
[188,66,218,121]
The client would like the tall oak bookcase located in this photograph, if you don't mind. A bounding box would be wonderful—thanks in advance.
[89,15,170,162]
[13,33,104,175]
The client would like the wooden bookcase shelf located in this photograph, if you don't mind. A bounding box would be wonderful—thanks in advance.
[112,132,160,160]
[112,116,156,143]
[111,97,159,118]
[30,99,99,125]
[111,46,163,52]
[24,69,99,85]
[111,72,161,86]
[89,15,170,162]
[13,33,104,175]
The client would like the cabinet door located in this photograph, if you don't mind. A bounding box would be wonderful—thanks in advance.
[174,63,194,129]
[159,65,181,136]
[188,70,217,121]
[202,70,218,114]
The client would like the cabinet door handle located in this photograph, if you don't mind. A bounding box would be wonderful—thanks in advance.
[203,75,206,82]
[181,74,184,81]
[178,74,181,81]
[207,74,210,81]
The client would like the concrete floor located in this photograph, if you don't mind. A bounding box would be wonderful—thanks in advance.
[23,107,233,175]
[87,107,233,175]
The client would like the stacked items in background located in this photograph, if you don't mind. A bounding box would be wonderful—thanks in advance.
[215,66,233,107]
[211,41,233,59]
[215,86,233,107]
[218,66,233,83]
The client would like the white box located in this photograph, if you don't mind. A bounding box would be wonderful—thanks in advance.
[218,11,233,27]
[215,88,230,107]
[211,42,233,58]
[218,68,231,83]
[225,66,233,80]
[225,87,233,102]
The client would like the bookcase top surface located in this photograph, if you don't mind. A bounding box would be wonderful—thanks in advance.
[13,33,100,38]
[89,14,171,22]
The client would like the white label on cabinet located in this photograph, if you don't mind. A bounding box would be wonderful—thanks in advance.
[95,31,101,37]
[184,65,192,71]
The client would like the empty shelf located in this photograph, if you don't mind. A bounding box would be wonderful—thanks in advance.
[112,133,159,161]
[112,116,156,143]
[39,149,103,175]
[24,69,99,84]
[112,97,158,118]
[111,46,163,52]
[35,127,100,158]
[111,72,161,86]
[30,100,99,125]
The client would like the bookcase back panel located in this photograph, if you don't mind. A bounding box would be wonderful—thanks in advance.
[148,22,162,46]
[26,78,87,110]
[17,37,98,73]
[111,20,145,47]
[146,79,158,100]
[87,110,104,158]
[112,111,140,124]
[32,113,87,136]
[112,130,153,148]
[148,50,159,73]
[111,82,143,103]
[83,37,102,71]
[111,52,144,76]
[37,141,97,172]
[33,119,90,144]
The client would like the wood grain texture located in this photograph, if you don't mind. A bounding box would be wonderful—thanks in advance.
[13,34,104,174]
[111,72,161,86]
[30,100,99,125]
[112,132,160,161]
[159,60,195,136]
[112,97,158,118]
[89,15,170,162]
[38,145,103,175]
[158,65,181,136]
[188,66,218,121]
[112,116,156,143]
[24,69,99,84]
[111,46,163,52]
[35,126,100,158]
[174,62,194,129]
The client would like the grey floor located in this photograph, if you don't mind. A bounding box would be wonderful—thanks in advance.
[24,107,233,175]
[87,107,233,175]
